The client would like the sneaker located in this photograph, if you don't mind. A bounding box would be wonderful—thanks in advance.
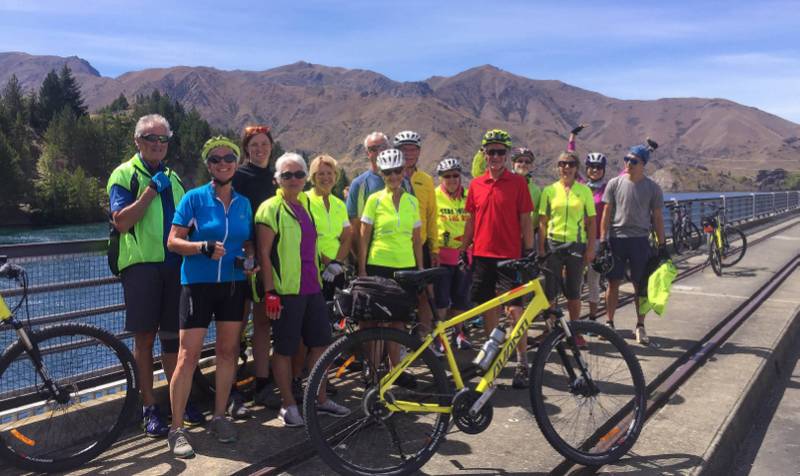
[512,365,529,389]
[574,334,588,349]
[635,325,650,346]
[209,416,237,443]
[183,403,205,427]
[279,405,304,428]
[253,383,282,409]
[316,399,351,418]
[292,378,305,402]
[455,332,472,350]
[143,405,169,438]
[227,390,250,419]
[167,428,194,458]
[395,371,418,390]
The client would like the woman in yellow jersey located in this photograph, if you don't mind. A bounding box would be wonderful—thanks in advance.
[359,148,423,389]
[433,158,472,350]
[538,151,597,347]
[307,154,352,299]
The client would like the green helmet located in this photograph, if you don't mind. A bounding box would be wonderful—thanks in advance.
[481,129,512,148]
[201,135,241,161]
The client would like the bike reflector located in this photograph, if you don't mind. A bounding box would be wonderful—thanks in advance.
[10,429,35,446]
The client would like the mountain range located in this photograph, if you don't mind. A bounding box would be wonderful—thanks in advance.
[2,51,799,188]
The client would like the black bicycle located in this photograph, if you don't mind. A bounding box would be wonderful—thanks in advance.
[0,256,139,473]
[668,202,702,254]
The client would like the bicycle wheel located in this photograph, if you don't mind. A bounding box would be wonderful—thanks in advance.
[709,239,723,276]
[720,226,747,268]
[672,225,688,255]
[686,223,703,250]
[0,324,138,473]
[304,327,451,476]
[530,320,646,466]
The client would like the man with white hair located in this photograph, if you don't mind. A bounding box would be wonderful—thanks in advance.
[106,114,202,438]
[346,132,393,256]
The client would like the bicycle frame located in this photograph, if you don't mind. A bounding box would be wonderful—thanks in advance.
[378,277,551,413]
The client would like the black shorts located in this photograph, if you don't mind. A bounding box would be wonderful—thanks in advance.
[179,281,248,329]
[607,237,652,288]
[543,242,586,301]
[422,243,432,268]
[120,263,181,334]
[434,265,472,310]
[470,256,523,307]
[271,292,332,356]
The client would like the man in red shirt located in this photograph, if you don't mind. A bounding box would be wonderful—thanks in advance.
[462,129,534,388]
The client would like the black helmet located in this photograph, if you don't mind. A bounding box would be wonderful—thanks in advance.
[592,246,614,275]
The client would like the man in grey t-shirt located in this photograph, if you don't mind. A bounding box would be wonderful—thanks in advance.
[600,143,667,345]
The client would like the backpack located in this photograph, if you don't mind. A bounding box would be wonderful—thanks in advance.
[335,276,415,322]
[107,173,139,276]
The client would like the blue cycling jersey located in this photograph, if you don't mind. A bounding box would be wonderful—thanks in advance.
[172,183,253,285]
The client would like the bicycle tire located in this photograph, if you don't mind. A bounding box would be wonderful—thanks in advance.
[672,224,688,255]
[0,324,138,473]
[304,327,451,476]
[720,226,747,268]
[529,320,646,466]
[686,222,703,250]
[709,239,723,276]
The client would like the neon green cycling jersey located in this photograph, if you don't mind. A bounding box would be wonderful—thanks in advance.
[539,181,596,243]
[308,188,349,261]
[361,188,421,268]
[0,293,10,320]
[435,186,468,265]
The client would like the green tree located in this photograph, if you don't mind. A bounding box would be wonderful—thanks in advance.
[59,65,87,118]
[38,70,63,129]
[0,130,26,207]
[2,75,25,122]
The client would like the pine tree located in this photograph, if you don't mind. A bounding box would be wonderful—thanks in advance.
[2,75,25,122]
[59,65,87,117]
[38,69,63,129]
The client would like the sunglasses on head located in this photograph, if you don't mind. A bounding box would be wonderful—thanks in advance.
[279,170,307,180]
[485,149,507,157]
[139,134,171,144]
[623,156,640,165]
[207,154,238,164]
[558,161,578,168]
[367,145,387,153]
[381,167,404,176]
[245,125,270,135]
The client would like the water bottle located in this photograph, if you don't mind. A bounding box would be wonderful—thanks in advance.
[473,325,506,371]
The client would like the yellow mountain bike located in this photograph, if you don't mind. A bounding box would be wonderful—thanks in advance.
[702,206,747,276]
[303,244,646,475]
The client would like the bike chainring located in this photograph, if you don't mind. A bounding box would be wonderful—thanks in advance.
[451,388,493,434]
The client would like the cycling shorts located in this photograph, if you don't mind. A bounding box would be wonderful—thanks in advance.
[271,292,332,356]
[179,281,247,329]
[120,263,181,334]
[543,242,586,301]
[607,237,652,289]
[470,256,523,307]
[434,264,472,311]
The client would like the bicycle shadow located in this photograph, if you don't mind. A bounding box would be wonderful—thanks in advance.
[584,451,705,475]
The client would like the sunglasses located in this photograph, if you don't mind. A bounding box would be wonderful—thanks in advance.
[279,170,307,180]
[207,154,238,164]
[514,159,532,165]
[367,145,387,153]
[441,174,460,179]
[245,125,270,135]
[139,134,171,144]
[558,161,578,168]
[587,165,605,171]
[623,156,640,165]
[381,167,404,176]
[485,149,507,157]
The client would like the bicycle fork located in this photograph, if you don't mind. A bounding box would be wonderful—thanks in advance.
[13,321,70,404]
[553,315,599,396]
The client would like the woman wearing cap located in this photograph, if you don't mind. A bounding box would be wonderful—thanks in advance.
[538,151,597,348]
[359,148,423,388]
[230,125,280,414]
[255,152,350,428]
[433,158,472,351]
[166,136,256,457]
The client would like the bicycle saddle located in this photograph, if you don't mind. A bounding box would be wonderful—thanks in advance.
[393,267,449,287]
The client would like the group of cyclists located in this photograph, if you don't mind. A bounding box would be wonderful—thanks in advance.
[108,114,667,459]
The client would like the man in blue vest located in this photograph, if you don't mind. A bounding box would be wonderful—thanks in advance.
[106,114,202,437]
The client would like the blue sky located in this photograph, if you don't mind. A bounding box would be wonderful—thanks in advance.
[2,0,799,123]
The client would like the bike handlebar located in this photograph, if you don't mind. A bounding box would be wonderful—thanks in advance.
[496,242,576,271]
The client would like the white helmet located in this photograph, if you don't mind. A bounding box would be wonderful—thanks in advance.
[436,158,462,175]
[393,130,421,148]
[377,148,404,170]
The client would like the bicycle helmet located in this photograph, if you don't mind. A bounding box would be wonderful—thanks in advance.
[393,130,421,148]
[592,246,614,275]
[481,129,512,148]
[376,148,404,170]
[511,147,535,162]
[436,158,462,175]
[585,152,607,168]
[201,135,240,161]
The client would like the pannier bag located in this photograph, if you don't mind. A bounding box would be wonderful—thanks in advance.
[334,276,415,322]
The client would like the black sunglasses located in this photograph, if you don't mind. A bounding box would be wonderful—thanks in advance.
[587,165,605,171]
[485,149,507,157]
[381,167,404,176]
[558,161,578,168]
[207,154,238,164]
[139,134,171,144]
[279,170,307,180]
[623,156,640,165]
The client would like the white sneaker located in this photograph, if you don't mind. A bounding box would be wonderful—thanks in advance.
[316,399,351,418]
[635,326,650,346]
[279,405,304,427]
